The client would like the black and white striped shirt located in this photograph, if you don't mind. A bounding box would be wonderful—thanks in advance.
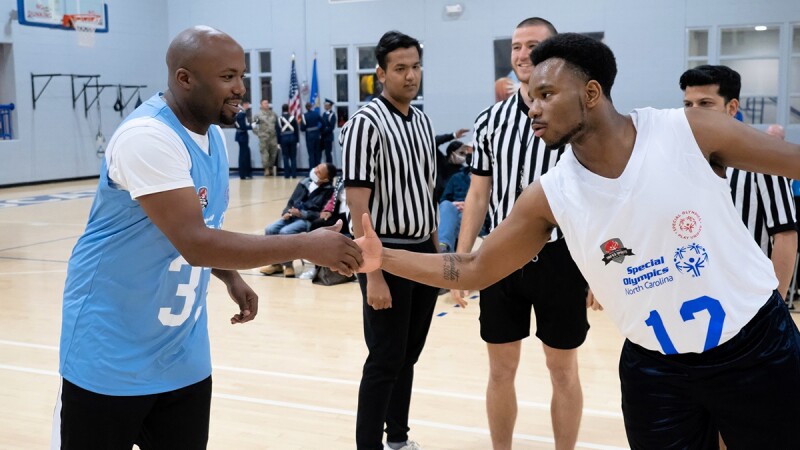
[727,167,797,256]
[341,96,437,239]
[472,91,564,234]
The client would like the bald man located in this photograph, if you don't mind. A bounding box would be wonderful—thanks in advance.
[53,26,362,449]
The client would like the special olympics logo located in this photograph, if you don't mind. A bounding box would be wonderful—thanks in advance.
[673,243,708,278]
[672,210,702,239]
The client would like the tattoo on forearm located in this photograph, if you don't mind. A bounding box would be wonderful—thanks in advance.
[443,254,462,282]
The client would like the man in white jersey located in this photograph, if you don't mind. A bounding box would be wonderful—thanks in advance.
[54,26,363,449]
[354,33,800,448]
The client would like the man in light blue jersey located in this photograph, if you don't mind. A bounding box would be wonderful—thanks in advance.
[53,26,362,450]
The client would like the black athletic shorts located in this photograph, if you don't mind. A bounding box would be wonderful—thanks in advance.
[620,292,800,449]
[55,376,212,450]
[478,238,589,349]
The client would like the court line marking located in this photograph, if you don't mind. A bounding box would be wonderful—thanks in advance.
[0,269,67,276]
[0,340,622,419]
[0,363,627,450]
[214,392,628,450]
[0,190,97,209]
[0,364,58,377]
[213,364,623,418]
[0,340,60,350]
[0,220,87,226]
[0,236,81,253]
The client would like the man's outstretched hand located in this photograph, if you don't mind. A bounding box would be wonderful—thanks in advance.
[354,213,383,273]
[305,220,363,275]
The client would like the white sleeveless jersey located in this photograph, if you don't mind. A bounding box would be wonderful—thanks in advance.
[540,108,777,354]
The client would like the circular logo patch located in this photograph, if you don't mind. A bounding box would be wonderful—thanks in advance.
[672,210,702,239]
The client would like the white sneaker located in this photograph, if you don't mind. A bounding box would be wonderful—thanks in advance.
[384,441,422,450]
[298,267,317,280]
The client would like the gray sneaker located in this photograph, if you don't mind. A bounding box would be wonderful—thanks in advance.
[384,441,423,450]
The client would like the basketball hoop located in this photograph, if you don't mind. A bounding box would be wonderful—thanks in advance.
[63,14,101,47]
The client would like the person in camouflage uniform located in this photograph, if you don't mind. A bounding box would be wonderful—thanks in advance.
[255,99,279,176]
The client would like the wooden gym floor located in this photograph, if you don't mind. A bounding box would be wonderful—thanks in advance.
[2,174,764,449]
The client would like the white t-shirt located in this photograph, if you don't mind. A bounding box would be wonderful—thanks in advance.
[105,117,227,199]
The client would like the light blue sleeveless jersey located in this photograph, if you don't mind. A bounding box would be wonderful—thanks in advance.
[60,94,229,395]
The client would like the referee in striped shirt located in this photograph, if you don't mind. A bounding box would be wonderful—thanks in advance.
[454,17,589,449]
[341,31,438,450]
[681,65,797,299]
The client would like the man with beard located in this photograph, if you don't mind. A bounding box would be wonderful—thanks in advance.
[356,33,800,449]
[53,26,362,449]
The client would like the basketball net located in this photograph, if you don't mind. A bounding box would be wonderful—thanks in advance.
[64,14,101,48]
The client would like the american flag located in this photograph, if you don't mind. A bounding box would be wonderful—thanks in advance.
[288,56,302,123]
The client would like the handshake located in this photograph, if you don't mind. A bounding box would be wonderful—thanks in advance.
[353,213,382,273]
[307,214,382,276]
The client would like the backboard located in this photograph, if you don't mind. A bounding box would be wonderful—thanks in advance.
[17,0,108,33]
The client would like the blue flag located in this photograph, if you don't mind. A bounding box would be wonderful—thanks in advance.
[309,56,320,113]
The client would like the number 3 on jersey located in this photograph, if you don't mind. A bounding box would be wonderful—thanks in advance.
[645,296,725,354]
[159,255,204,327]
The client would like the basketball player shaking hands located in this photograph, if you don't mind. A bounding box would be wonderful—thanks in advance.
[54,26,362,449]
[357,33,800,449]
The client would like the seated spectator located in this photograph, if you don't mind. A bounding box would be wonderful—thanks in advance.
[300,177,349,280]
[310,177,348,233]
[434,128,469,197]
[435,140,473,202]
[259,163,336,277]
[438,165,471,253]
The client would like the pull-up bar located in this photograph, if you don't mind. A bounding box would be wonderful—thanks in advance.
[71,74,101,110]
[83,78,115,117]
[31,73,147,117]
[30,73,101,110]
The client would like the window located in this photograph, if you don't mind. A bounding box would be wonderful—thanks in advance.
[257,51,272,104]
[357,45,380,102]
[333,47,349,125]
[243,53,252,104]
[687,25,787,125]
[720,26,780,124]
[687,29,709,69]
[225,50,272,127]
[335,43,425,125]
[334,48,348,101]
[791,25,800,124]
[241,50,272,106]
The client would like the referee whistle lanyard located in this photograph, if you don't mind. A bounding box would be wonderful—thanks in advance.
[515,115,533,199]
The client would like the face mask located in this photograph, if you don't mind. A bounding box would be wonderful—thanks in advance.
[309,170,320,183]
[448,151,467,165]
